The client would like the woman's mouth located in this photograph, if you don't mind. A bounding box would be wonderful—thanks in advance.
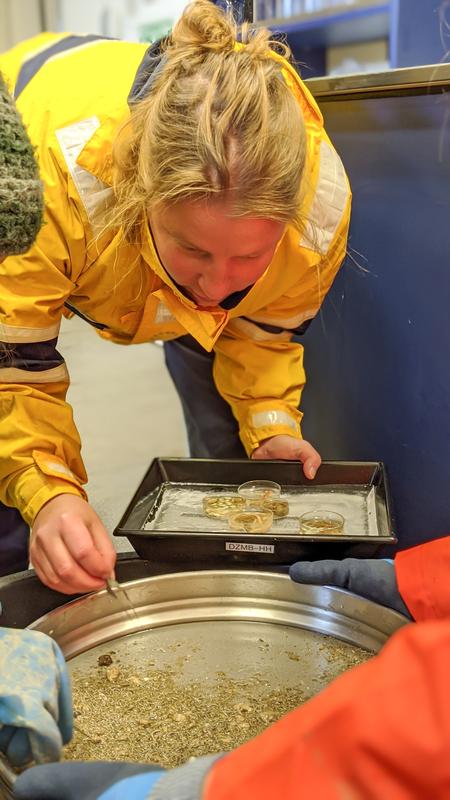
[190,291,220,307]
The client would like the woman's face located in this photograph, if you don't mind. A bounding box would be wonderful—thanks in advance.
[148,199,285,307]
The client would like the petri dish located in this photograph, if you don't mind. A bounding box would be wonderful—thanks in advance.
[203,495,246,519]
[238,480,281,506]
[300,510,345,536]
[261,499,289,518]
[228,509,273,533]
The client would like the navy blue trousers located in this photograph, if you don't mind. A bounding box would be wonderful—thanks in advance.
[0,505,29,576]
[163,334,247,459]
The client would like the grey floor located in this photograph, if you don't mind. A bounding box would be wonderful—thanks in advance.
[59,316,187,552]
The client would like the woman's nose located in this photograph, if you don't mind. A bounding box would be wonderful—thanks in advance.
[199,260,230,297]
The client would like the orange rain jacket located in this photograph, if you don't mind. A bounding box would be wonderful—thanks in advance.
[0,34,351,526]
[199,536,450,799]
[144,536,450,799]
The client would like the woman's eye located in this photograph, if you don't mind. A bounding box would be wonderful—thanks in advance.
[184,247,206,257]
[238,255,259,262]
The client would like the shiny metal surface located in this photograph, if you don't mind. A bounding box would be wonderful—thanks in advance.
[0,571,408,799]
[0,757,14,800]
[29,571,407,657]
[307,63,450,99]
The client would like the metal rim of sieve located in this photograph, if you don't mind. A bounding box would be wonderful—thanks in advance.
[0,571,408,795]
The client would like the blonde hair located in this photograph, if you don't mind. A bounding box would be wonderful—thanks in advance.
[112,0,307,242]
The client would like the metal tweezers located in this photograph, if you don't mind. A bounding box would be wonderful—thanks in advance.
[106,576,132,605]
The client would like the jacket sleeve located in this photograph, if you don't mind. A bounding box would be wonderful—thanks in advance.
[0,165,89,525]
[199,620,450,800]
[212,204,350,456]
[395,535,450,622]
[212,324,305,456]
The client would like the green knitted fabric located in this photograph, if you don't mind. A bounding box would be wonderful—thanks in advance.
[0,74,43,256]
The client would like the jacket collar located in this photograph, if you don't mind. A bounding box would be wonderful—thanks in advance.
[140,218,231,350]
[76,109,126,185]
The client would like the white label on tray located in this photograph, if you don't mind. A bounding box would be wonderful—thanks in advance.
[225,542,275,553]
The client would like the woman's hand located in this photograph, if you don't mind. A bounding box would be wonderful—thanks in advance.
[30,495,116,595]
[251,435,321,479]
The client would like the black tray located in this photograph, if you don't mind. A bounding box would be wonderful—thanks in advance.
[114,458,396,565]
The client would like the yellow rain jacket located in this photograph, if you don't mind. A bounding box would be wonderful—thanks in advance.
[0,34,351,526]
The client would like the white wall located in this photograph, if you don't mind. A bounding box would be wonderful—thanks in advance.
[0,0,43,50]
[0,0,187,51]
[55,0,187,41]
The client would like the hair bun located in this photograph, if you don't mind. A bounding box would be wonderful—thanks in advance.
[170,0,236,54]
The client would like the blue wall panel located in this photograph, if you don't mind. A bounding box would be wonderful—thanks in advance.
[391,0,446,69]
[301,91,450,549]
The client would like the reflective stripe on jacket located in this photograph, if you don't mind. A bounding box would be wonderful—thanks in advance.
[0,35,351,524]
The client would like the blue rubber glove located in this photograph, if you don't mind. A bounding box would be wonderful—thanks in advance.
[289,558,413,618]
[14,762,165,799]
[0,627,72,767]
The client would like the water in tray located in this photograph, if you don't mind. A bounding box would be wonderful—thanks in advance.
[142,483,378,537]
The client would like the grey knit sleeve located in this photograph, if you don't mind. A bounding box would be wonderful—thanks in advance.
[148,754,224,800]
[0,73,43,257]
